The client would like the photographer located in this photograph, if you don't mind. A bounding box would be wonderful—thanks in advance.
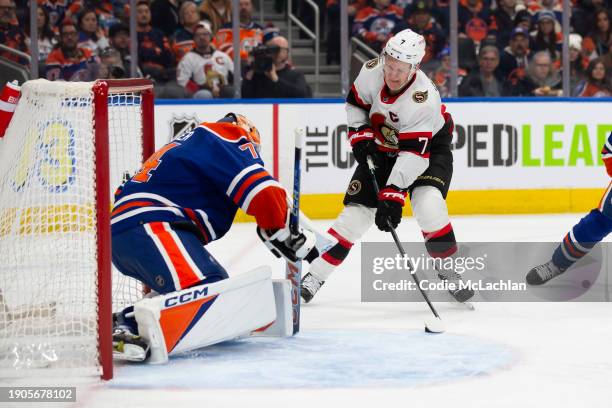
[242,35,312,98]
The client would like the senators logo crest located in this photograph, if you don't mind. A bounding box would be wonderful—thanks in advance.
[347,180,362,195]
[370,112,399,149]
[365,58,379,69]
[412,90,428,103]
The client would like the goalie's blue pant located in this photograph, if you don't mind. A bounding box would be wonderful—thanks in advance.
[112,221,228,295]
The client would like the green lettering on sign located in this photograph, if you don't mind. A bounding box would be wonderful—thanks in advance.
[568,124,593,166]
[521,125,540,166]
[597,125,612,165]
[544,124,564,166]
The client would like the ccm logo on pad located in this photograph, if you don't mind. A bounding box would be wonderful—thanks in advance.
[165,287,209,307]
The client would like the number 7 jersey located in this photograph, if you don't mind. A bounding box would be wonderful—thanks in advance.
[346,58,446,189]
[111,122,288,244]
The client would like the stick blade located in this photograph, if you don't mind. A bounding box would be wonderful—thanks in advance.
[424,317,445,334]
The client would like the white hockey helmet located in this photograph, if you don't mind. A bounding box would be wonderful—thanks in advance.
[383,29,426,69]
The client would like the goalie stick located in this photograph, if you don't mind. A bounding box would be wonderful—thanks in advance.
[366,156,445,333]
[285,128,305,335]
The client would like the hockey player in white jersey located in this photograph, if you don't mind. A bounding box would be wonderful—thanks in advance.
[301,29,474,304]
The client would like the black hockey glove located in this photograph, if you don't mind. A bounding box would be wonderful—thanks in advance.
[375,185,406,232]
[349,127,377,165]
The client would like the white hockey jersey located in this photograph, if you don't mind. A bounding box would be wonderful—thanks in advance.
[176,49,234,91]
[346,58,445,190]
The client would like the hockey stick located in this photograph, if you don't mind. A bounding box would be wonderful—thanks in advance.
[366,156,445,333]
[285,128,305,335]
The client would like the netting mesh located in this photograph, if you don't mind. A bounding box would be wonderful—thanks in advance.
[0,79,146,377]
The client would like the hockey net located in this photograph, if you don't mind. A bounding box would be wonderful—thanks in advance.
[0,79,154,379]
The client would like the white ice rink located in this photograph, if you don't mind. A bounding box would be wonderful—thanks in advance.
[11,214,612,408]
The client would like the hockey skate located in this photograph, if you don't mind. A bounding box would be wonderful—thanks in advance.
[437,269,475,303]
[301,272,324,303]
[526,261,564,285]
[113,327,150,362]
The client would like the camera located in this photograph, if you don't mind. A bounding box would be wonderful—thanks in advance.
[252,44,280,74]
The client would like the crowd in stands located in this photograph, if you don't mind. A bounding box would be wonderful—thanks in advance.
[1,0,611,98]
[0,0,311,98]
[326,0,612,97]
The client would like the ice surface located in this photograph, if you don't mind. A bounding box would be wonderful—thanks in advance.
[8,214,612,408]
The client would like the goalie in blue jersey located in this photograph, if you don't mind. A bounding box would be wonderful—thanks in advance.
[527,132,612,285]
[111,113,317,363]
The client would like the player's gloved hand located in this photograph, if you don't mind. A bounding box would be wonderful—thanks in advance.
[375,185,406,232]
[349,127,377,165]
[257,225,319,263]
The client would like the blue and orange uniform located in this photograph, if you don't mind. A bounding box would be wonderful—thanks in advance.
[111,119,287,294]
[550,132,612,271]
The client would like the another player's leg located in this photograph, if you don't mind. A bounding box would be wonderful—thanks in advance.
[301,205,375,302]
[411,185,474,303]
[111,221,229,361]
[301,158,391,302]
[526,207,612,285]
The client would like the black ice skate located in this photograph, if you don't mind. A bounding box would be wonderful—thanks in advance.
[437,270,475,303]
[301,272,324,303]
[113,327,150,362]
[526,261,564,285]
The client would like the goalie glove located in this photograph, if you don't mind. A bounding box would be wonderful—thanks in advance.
[257,225,319,263]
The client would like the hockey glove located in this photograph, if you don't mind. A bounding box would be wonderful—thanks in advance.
[349,127,378,165]
[257,225,319,263]
[375,185,406,232]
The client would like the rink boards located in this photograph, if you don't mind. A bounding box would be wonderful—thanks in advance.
[154,98,612,218]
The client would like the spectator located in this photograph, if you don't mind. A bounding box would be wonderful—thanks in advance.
[242,35,312,98]
[77,9,110,56]
[25,6,57,63]
[69,0,122,32]
[98,47,127,79]
[150,0,180,38]
[0,0,28,64]
[531,0,562,26]
[571,0,606,38]
[214,0,264,59]
[108,23,141,77]
[136,0,184,97]
[568,33,588,95]
[353,0,403,52]
[575,58,611,97]
[458,0,490,45]
[525,51,562,96]
[39,0,79,32]
[177,23,233,98]
[173,1,202,60]
[513,9,533,33]
[136,1,175,81]
[199,0,232,35]
[529,10,560,61]
[325,0,367,64]
[583,8,612,59]
[459,45,504,96]
[497,26,530,82]
[489,0,518,48]
[45,20,98,81]
[428,47,467,97]
[396,1,447,66]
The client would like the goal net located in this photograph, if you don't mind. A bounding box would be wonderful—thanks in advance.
[0,79,154,379]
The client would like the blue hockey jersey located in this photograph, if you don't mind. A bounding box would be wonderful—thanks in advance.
[111,122,288,243]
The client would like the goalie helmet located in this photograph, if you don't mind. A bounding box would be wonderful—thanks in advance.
[218,112,261,152]
[383,29,426,78]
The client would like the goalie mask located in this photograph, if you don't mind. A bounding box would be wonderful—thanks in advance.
[218,112,261,153]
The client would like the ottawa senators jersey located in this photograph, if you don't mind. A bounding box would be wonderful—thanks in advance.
[111,122,288,242]
[346,57,445,158]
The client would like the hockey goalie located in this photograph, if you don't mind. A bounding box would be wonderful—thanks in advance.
[111,113,318,363]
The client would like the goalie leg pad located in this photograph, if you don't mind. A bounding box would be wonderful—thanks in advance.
[134,266,276,363]
[251,279,293,337]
